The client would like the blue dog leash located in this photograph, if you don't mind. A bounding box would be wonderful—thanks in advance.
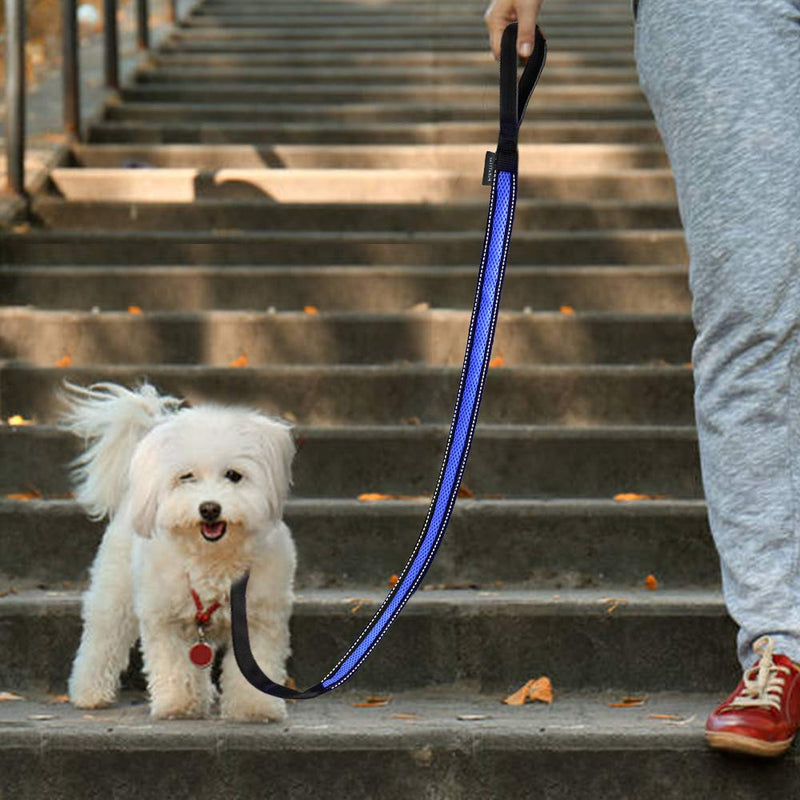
[231,23,547,700]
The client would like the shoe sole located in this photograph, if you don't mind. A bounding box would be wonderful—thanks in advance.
[706,731,794,758]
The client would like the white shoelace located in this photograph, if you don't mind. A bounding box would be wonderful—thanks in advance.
[728,636,791,712]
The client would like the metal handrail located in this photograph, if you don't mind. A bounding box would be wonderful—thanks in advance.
[3,0,172,197]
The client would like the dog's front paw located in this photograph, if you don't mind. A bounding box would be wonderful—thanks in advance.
[69,687,116,709]
[221,694,287,723]
[68,675,117,709]
[149,694,210,720]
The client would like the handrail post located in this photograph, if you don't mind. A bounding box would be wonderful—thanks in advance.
[136,0,150,50]
[62,0,81,141]
[4,0,26,196]
[104,0,119,89]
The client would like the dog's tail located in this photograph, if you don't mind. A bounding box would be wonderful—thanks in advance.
[61,382,181,520]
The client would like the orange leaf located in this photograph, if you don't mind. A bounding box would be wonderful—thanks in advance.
[127,305,143,314]
[457,485,474,499]
[488,355,505,368]
[607,695,648,708]
[303,306,319,314]
[352,695,391,708]
[230,353,249,368]
[389,574,399,587]
[54,354,73,368]
[48,694,70,704]
[503,676,553,706]
[645,574,658,591]
[7,488,42,501]
[613,493,666,502]
[649,714,682,720]
[527,677,554,704]
[0,692,24,702]
[393,713,419,719]
[559,305,575,314]
[357,493,393,502]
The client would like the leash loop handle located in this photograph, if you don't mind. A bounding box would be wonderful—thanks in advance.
[231,23,547,701]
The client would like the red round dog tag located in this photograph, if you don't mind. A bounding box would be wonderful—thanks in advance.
[189,642,214,668]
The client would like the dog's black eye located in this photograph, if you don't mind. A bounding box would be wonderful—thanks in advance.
[179,473,195,483]
[225,469,242,483]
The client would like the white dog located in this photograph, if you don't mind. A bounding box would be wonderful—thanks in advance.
[63,382,296,722]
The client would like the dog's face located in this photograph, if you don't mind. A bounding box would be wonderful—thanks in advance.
[125,406,294,553]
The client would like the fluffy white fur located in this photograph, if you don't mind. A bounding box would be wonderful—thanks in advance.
[63,382,296,722]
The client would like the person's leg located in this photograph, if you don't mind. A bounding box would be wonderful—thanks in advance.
[634,0,800,668]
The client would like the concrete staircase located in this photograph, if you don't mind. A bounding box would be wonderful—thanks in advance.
[2,0,792,795]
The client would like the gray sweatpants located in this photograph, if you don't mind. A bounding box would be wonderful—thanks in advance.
[634,0,800,668]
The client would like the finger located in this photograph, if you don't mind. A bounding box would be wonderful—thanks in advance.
[515,0,540,59]
[484,2,514,60]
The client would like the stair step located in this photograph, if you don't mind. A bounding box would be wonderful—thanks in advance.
[105,102,650,124]
[152,51,636,69]
[120,84,646,106]
[0,264,691,313]
[68,143,671,170]
[0,424,702,499]
[31,198,681,232]
[0,308,694,365]
[138,65,640,84]
[0,229,687,266]
[0,363,695,426]
[159,36,633,54]
[6,689,769,800]
[0,497,713,589]
[47,167,676,203]
[0,588,735,694]
[86,119,661,145]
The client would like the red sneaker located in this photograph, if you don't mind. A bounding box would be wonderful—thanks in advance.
[706,636,800,757]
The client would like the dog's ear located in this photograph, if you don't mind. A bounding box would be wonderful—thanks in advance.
[125,430,162,538]
[252,414,295,521]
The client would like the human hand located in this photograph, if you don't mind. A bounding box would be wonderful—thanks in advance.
[484,0,544,60]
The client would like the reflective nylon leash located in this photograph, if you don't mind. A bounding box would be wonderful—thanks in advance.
[231,23,547,700]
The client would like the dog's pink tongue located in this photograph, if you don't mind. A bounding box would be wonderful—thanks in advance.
[202,521,225,540]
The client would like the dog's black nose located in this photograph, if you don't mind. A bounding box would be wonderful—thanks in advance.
[199,502,221,521]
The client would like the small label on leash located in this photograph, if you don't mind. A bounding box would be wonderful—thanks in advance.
[482,151,496,186]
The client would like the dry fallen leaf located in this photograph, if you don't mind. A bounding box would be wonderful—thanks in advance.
[649,714,683,721]
[28,714,55,721]
[403,416,421,426]
[7,415,33,426]
[607,695,648,708]
[409,302,430,312]
[488,355,505,368]
[352,695,392,708]
[7,488,43,501]
[613,493,666,502]
[457,485,474,499]
[357,492,430,502]
[230,353,249,368]
[393,713,419,720]
[645,574,659,591]
[457,714,489,721]
[303,306,319,314]
[389,574,399,587]
[54,354,73,368]
[0,692,24,702]
[127,305,143,314]
[503,676,553,706]
[559,305,575,314]
[48,694,70,704]
[600,597,629,615]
